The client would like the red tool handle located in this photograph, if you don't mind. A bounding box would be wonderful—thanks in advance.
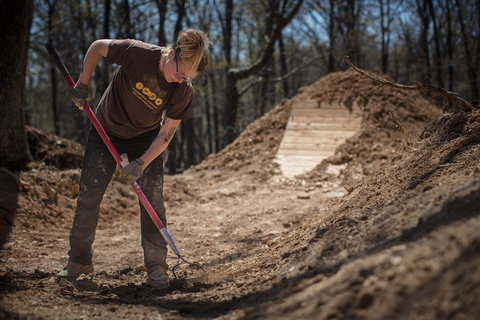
[45,43,180,256]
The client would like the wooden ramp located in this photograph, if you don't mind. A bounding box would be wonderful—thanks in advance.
[275,100,362,178]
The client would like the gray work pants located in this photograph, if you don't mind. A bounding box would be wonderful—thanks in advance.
[68,127,168,272]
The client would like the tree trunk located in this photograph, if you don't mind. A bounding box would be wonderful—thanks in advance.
[47,0,60,136]
[99,0,111,94]
[427,0,444,87]
[50,67,60,135]
[343,0,362,63]
[225,71,240,144]
[212,75,220,154]
[0,0,34,170]
[446,0,454,92]
[477,0,480,99]
[417,0,432,82]
[379,0,390,74]
[224,0,233,64]
[221,0,235,145]
[170,0,187,172]
[154,0,168,45]
[122,0,133,39]
[174,0,186,38]
[167,134,178,174]
[328,0,335,73]
[183,120,195,168]
[455,0,479,99]
[278,35,289,97]
[205,77,213,154]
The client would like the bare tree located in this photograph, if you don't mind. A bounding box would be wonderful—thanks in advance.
[118,0,134,38]
[328,0,336,72]
[167,0,188,174]
[98,0,111,95]
[455,0,479,100]
[223,0,305,144]
[338,0,364,64]
[427,0,444,87]
[154,0,169,45]
[445,0,454,92]
[379,0,391,74]
[416,0,432,82]
[43,0,62,136]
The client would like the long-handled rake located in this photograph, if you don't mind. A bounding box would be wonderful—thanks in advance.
[45,43,206,284]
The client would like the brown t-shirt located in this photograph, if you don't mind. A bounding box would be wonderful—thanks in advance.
[95,39,193,138]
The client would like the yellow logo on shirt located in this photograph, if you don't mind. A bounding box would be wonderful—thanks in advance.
[133,82,163,110]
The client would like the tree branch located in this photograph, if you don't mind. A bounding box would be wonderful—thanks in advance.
[238,55,324,97]
[344,55,472,112]
[230,0,305,80]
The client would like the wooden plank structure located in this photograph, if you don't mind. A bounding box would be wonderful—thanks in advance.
[275,100,362,178]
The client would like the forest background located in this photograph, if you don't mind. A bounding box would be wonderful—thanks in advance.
[1,0,479,173]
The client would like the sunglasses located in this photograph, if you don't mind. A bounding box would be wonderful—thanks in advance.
[174,55,193,84]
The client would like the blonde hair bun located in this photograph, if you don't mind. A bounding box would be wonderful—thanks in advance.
[175,29,213,75]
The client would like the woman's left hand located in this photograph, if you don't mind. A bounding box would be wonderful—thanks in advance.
[119,159,144,184]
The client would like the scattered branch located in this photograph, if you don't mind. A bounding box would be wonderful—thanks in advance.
[344,55,472,112]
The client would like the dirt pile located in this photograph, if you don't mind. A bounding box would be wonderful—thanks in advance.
[298,69,442,188]
[26,125,84,170]
[2,69,480,320]
[245,108,480,320]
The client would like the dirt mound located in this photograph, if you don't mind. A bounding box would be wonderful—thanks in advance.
[26,125,84,170]
[302,69,442,190]
[2,69,480,320]
[186,69,441,190]
[186,96,292,183]
[241,108,480,320]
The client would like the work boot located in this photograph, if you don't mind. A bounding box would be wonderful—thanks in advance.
[56,261,94,281]
[146,267,169,288]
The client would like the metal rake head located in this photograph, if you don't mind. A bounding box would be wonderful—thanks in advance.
[171,254,206,279]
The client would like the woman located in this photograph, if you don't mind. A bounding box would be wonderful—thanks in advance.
[57,29,212,288]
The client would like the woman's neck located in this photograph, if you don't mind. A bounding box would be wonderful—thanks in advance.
[159,53,167,73]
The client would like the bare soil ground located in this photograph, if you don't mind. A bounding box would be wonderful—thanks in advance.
[2,69,480,319]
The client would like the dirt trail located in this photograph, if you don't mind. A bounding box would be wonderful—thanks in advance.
[2,69,480,319]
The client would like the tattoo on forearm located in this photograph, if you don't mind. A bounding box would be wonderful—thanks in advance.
[161,118,178,144]
[164,127,176,143]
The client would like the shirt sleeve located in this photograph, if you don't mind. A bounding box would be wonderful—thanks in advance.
[106,39,136,66]
[166,87,193,120]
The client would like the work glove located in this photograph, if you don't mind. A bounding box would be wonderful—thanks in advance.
[119,159,145,184]
[70,83,89,110]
